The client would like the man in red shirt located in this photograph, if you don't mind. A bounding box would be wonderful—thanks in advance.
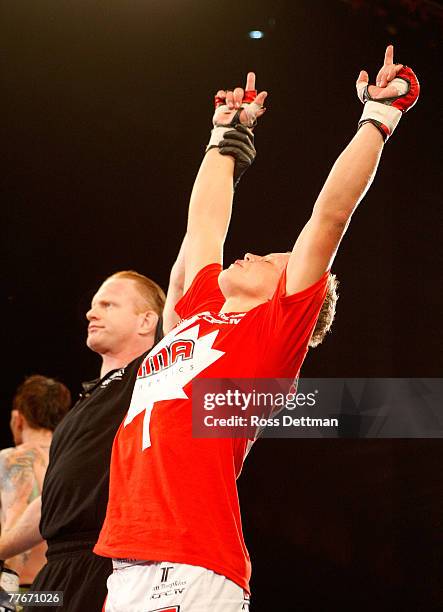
[95,46,419,611]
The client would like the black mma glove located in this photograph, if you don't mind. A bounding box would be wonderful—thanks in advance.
[206,79,266,187]
[218,125,256,188]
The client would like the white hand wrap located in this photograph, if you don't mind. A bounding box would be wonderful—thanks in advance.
[360,101,402,135]
[358,76,409,139]
[0,567,19,592]
[207,125,231,149]
[206,100,263,150]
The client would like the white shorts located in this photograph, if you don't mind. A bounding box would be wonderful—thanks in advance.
[104,559,251,612]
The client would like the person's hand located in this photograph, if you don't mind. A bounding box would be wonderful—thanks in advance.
[207,72,267,150]
[356,45,420,141]
[0,586,17,612]
[213,72,267,128]
[357,45,404,100]
[0,561,17,611]
[206,73,267,186]
[0,561,19,596]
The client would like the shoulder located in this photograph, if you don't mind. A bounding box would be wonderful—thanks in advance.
[0,447,15,474]
[0,446,37,474]
[0,447,14,459]
[0,448,21,487]
[0,446,40,494]
[0,446,22,465]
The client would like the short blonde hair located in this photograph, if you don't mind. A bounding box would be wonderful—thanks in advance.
[106,270,165,315]
[309,274,339,348]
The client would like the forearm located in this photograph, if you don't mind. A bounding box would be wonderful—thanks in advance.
[286,50,418,295]
[187,148,235,241]
[312,123,384,223]
[0,497,43,559]
[286,124,385,293]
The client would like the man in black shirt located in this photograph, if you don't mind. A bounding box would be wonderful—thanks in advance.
[0,271,168,611]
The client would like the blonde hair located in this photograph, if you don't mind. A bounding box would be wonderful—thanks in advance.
[106,270,165,315]
[309,274,339,348]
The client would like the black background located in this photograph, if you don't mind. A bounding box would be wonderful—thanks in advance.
[3,1,442,609]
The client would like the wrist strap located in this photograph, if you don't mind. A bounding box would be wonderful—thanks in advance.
[206,126,230,151]
[358,101,402,141]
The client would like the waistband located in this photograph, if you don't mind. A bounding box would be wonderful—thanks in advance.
[112,558,151,570]
[46,539,97,559]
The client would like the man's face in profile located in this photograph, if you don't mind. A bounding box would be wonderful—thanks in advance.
[86,278,146,357]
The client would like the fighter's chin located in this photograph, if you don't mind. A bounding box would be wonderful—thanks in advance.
[218,268,237,298]
[86,334,107,354]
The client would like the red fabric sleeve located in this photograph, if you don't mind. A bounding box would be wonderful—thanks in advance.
[175,263,225,320]
[252,269,330,377]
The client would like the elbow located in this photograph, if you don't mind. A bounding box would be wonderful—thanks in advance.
[314,208,350,235]
[313,193,357,229]
[169,263,185,292]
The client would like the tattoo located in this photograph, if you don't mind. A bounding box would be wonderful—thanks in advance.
[0,446,48,526]
[0,446,48,580]
[1,449,35,490]
[21,550,30,564]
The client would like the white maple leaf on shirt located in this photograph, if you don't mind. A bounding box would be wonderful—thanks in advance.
[124,317,225,450]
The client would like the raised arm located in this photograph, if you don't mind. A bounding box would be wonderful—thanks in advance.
[286,45,419,295]
[184,74,267,292]
[163,235,187,334]
[184,150,234,292]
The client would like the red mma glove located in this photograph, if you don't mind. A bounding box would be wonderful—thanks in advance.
[357,65,420,141]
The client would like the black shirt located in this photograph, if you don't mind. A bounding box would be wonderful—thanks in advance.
[40,351,148,545]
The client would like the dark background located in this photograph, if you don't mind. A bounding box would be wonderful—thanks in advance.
[3,0,442,609]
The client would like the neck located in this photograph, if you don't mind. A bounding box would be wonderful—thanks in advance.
[220,295,264,314]
[21,427,52,446]
[99,343,153,378]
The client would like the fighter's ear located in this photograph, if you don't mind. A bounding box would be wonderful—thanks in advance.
[139,310,158,337]
[11,409,25,431]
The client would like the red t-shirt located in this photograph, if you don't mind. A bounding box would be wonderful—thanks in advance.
[94,264,329,592]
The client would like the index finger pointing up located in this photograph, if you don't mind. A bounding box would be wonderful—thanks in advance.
[245,72,256,91]
[384,44,394,66]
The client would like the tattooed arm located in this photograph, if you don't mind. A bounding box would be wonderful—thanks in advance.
[0,448,41,528]
[0,448,45,570]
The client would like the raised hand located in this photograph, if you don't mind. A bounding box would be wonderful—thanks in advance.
[356,45,404,100]
[356,45,420,141]
[213,72,268,128]
[206,72,268,185]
